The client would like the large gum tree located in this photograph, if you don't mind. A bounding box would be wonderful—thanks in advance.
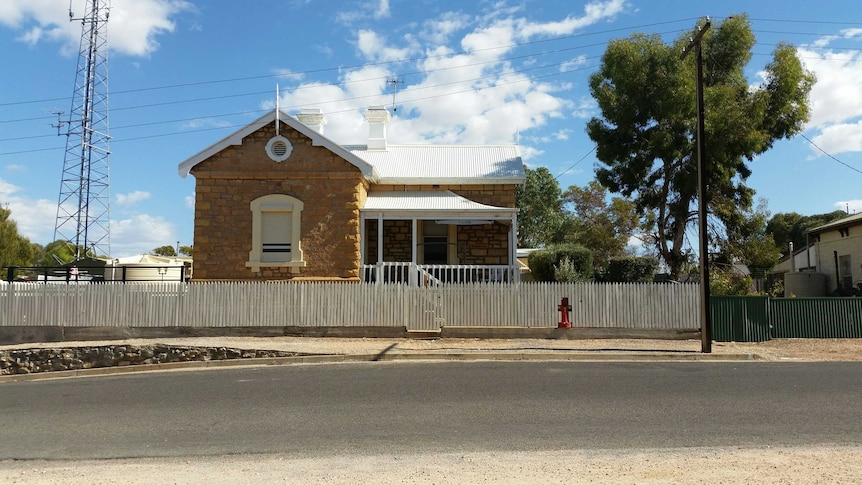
[586,15,815,278]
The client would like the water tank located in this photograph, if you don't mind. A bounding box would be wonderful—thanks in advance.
[784,272,827,297]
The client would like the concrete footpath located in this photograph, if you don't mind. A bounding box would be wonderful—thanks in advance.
[3,335,860,383]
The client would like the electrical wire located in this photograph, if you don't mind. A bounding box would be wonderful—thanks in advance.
[801,133,862,176]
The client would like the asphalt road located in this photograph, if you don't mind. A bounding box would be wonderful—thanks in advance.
[1,361,860,460]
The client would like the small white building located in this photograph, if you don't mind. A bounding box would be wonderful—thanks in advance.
[104,255,190,282]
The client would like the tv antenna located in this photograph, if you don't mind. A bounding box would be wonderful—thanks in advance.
[54,0,112,260]
[386,77,403,112]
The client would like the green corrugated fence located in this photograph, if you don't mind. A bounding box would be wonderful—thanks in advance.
[710,296,862,342]
[710,296,771,342]
[770,298,862,339]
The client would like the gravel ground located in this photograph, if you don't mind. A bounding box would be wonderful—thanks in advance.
[2,337,860,483]
[2,446,861,484]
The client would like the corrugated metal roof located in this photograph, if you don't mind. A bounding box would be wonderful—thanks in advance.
[346,144,525,184]
[363,190,515,212]
[809,211,862,234]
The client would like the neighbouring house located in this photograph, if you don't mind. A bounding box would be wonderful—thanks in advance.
[177,107,525,283]
[809,212,862,295]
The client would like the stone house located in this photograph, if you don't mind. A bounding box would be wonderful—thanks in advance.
[178,107,525,283]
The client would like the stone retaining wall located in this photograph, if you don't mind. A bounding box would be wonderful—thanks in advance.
[0,346,302,375]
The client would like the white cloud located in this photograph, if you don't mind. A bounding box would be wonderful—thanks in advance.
[273,69,305,82]
[420,12,470,44]
[4,164,26,172]
[800,47,862,128]
[795,31,862,156]
[356,29,416,62]
[180,117,234,130]
[1,177,177,255]
[0,0,194,57]
[184,194,195,210]
[0,177,57,243]
[0,178,21,198]
[336,0,393,24]
[111,214,175,257]
[560,55,588,72]
[278,4,625,157]
[571,97,597,119]
[811,121,862,155]
[516,0,626,38]
[115,190,151,206]
[834,199,862,214]
[375,0,390,19]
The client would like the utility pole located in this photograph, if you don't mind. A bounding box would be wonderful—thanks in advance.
[54,0,112,261]
[681,18,712,353]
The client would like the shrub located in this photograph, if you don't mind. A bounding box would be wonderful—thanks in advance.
[528,244,593,282]
[710,270,754,295]
[602,256,659,283]
[554,256,589,283]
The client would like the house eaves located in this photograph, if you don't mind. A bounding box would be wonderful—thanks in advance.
[808,212,862,235]
[177,109,379,181]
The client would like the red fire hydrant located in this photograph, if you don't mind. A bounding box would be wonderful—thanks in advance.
[558,297,572,328]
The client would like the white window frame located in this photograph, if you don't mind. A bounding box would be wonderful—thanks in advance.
[246,194,305,273]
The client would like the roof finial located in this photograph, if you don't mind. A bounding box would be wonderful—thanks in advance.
[275,84,280,135]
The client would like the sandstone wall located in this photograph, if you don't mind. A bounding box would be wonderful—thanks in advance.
[191,122,367,280]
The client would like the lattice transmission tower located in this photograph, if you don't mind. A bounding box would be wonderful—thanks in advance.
[54,0,112,260]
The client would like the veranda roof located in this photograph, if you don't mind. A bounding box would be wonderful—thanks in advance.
[362,190,517,220]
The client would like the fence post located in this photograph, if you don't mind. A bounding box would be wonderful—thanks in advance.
[6,267,14,282]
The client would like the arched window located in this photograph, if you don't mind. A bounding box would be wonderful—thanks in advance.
[246,194,305,273]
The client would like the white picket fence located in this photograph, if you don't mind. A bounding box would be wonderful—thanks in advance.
[0,281,699,330]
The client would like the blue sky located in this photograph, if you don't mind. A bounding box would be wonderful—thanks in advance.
[1,0,861,257]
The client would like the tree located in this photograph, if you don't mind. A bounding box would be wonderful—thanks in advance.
[562,181,640,271]
[766,210,848,256]
[587,15,815,279]
[0,207,35,269]
[33,240,97,266]
[178,245,193,257]
[151,245,177,257]
[714,200,782,279]
[515,167,570,247]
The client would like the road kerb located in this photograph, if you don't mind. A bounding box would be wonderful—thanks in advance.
[0,351,762,383]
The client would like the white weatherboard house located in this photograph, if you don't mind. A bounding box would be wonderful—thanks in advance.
[178,107,526,283]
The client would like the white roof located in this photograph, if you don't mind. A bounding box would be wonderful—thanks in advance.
[111,254,185,265]
[362,190,517,218]
[177,109,525,187]
[346,144,525,184]
[177,110,378,180]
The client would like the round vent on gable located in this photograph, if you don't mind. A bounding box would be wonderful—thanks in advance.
[266,135,293,162]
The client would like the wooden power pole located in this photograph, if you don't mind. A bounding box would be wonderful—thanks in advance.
[681,19,712,353]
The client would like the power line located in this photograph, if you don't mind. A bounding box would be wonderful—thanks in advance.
[800,133,862,175]
[555,146,597,180]
[0,18,705,108]
[2,17,861,157]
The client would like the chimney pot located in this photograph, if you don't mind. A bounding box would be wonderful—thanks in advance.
[296,108,327,134]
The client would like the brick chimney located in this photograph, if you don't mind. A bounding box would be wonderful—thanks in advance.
[296,108,326,134]
[365,106,390,150]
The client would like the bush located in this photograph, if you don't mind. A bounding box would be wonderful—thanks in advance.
[528,244,593,282]
[554,256,590,283]
[602,256,659,283]
[710,270,754,296]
